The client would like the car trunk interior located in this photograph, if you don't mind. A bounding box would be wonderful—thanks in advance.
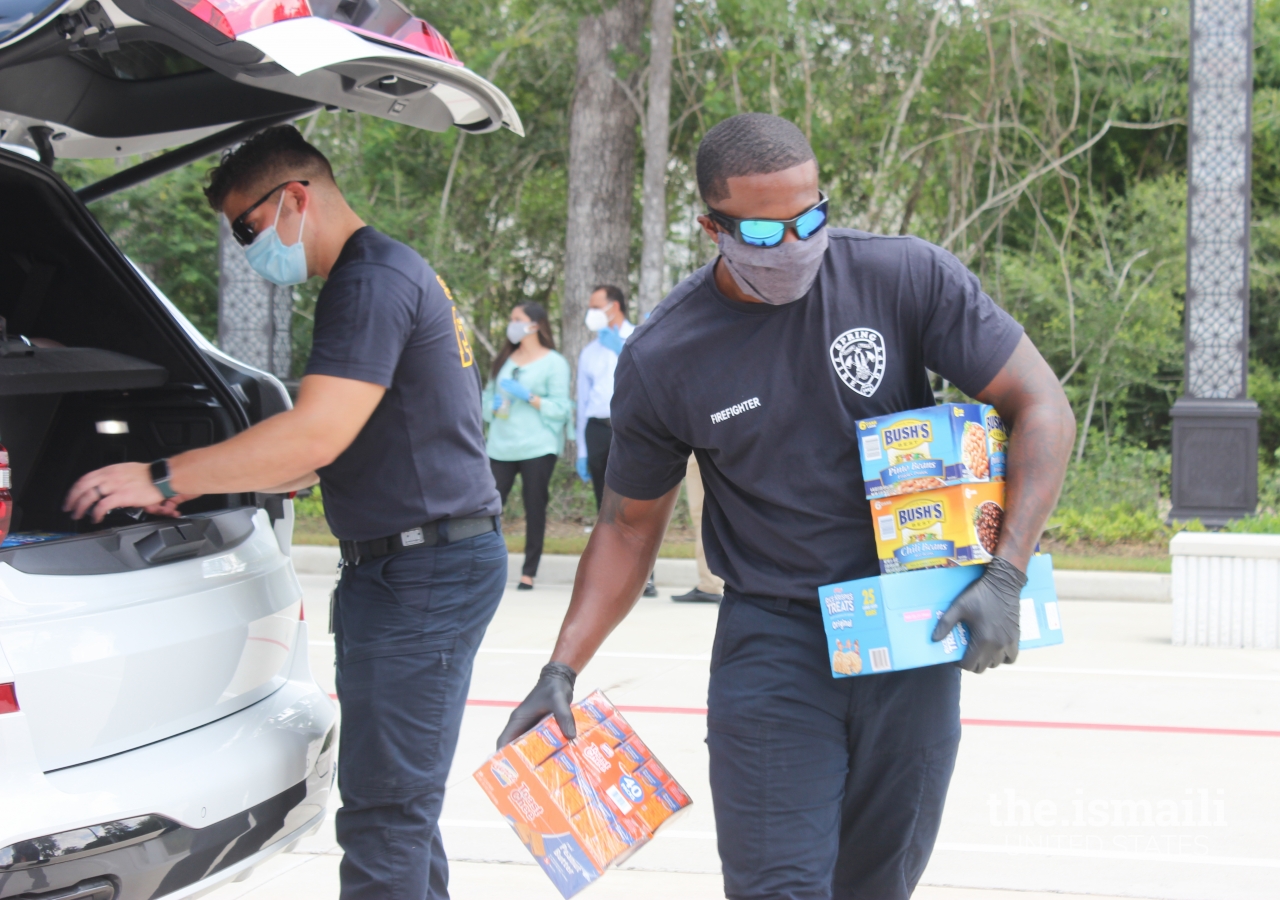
[0,153,250,550]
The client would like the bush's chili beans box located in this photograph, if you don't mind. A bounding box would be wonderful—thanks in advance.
[871,482,1005,574]
[817,555,1063,676]
[857,403,1004,498]
[474,690,692,898]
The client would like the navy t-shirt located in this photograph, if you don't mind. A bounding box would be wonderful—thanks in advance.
[605,229,1024,598]
[305,227,500,541]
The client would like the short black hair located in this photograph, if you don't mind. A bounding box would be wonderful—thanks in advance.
[204,125,335,211]
[593,284,628,316]
[696,113,816,204]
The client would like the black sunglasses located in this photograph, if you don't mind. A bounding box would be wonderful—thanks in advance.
[230,180,309,247]
[708,191,829,247]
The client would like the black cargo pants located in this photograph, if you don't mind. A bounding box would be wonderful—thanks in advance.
[332,529,507,900]
[708,589,962,900]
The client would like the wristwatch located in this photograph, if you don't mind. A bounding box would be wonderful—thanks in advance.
[150,459,177,499]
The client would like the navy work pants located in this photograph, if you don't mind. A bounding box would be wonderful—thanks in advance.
[708,590,961,900]
[333,529,507,900]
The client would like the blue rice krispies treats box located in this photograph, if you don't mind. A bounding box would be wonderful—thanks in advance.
[816,555,1062,677]
[856,403,1006,499]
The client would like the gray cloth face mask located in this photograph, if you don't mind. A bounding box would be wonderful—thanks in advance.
[716,227,829,305]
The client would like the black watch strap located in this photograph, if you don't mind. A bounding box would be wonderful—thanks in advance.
[150,459,176,499]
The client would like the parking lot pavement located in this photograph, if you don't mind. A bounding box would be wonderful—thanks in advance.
[209,571,1280,900]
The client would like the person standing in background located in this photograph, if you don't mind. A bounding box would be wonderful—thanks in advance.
[575,284,657,597]
[575,284,632,504]
[671,453,724,603]
[484,303,572,590]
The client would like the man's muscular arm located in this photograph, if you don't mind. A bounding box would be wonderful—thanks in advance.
[931,334,1073,672]
[975,334,1076,570]
[551,485,681,670]
[495,484,678,746]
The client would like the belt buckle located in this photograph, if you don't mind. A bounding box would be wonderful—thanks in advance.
[401,527,425,547]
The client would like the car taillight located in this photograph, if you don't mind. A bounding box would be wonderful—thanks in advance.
[389,19,459,63]
[0,683,18,714]
[171,0,311,40]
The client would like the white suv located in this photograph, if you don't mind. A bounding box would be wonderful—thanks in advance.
[0,3,520,898]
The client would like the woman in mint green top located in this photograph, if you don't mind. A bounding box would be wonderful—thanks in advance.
[482,302,572,587]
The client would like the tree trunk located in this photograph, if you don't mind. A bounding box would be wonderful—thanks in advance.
[637,0,675,319]
[562,0,646,376]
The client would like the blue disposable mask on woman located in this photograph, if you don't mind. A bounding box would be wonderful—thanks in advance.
[243,193,308,286]
[506,321,535,344]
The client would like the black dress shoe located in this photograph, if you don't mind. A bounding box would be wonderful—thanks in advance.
[517,581,534,591]
[643,574,658,597]
[671,587,722,603]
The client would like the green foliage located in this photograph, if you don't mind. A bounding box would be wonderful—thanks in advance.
[1046,507,1171,546]
[55,157,221,339]
[292,486,326,520]
[1056,444,1170,514]
[289,0,579,376]
[1225,512,1280,533]
[43,0,1280,537]
[1047,445,1173,546]
[497,458,691,529]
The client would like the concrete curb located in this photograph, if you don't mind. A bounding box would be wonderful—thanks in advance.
[289,546,697,588]
[1052,570,1170,603]
[289,545,1171,602]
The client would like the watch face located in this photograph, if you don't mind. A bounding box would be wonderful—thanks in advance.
[150,459,170,483]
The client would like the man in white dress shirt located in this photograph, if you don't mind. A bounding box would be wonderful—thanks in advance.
[576,284,655,596]
[576,284,635,505]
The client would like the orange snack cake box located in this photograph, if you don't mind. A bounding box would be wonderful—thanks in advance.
[474,690,692,897]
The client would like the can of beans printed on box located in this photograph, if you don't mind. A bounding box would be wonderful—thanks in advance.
[870,482,1005,574]
[857,404,996,498]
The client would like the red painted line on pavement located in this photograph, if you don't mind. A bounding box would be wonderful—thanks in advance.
[324,695,1280,738]
[960,718,1280,738]
[614,703,709,716]
[466,699,708,715]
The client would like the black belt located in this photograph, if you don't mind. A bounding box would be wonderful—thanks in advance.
[339,516,498,566]
[588,416,612,428]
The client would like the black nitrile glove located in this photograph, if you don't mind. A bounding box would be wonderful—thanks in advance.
[496,662,577,748]
[931,556,1028,673]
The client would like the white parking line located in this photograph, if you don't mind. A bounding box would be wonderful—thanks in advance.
[934,841,1280,868]
[440,819,717,839]
[440,822,1280,865]
[1010,666,1280,682]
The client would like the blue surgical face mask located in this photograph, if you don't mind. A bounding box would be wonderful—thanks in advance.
[243,192,308,286]
[507,320,535,344]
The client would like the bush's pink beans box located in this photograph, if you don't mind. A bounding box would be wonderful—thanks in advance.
[817,555,1062,676]
[857,403,1002,499]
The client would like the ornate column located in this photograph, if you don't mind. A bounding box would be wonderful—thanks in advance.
[217,216,293,378]
[1171,0,1259,526]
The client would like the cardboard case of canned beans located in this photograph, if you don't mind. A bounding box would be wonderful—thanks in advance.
[818,403,1063,678]
[474,691,692,898]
